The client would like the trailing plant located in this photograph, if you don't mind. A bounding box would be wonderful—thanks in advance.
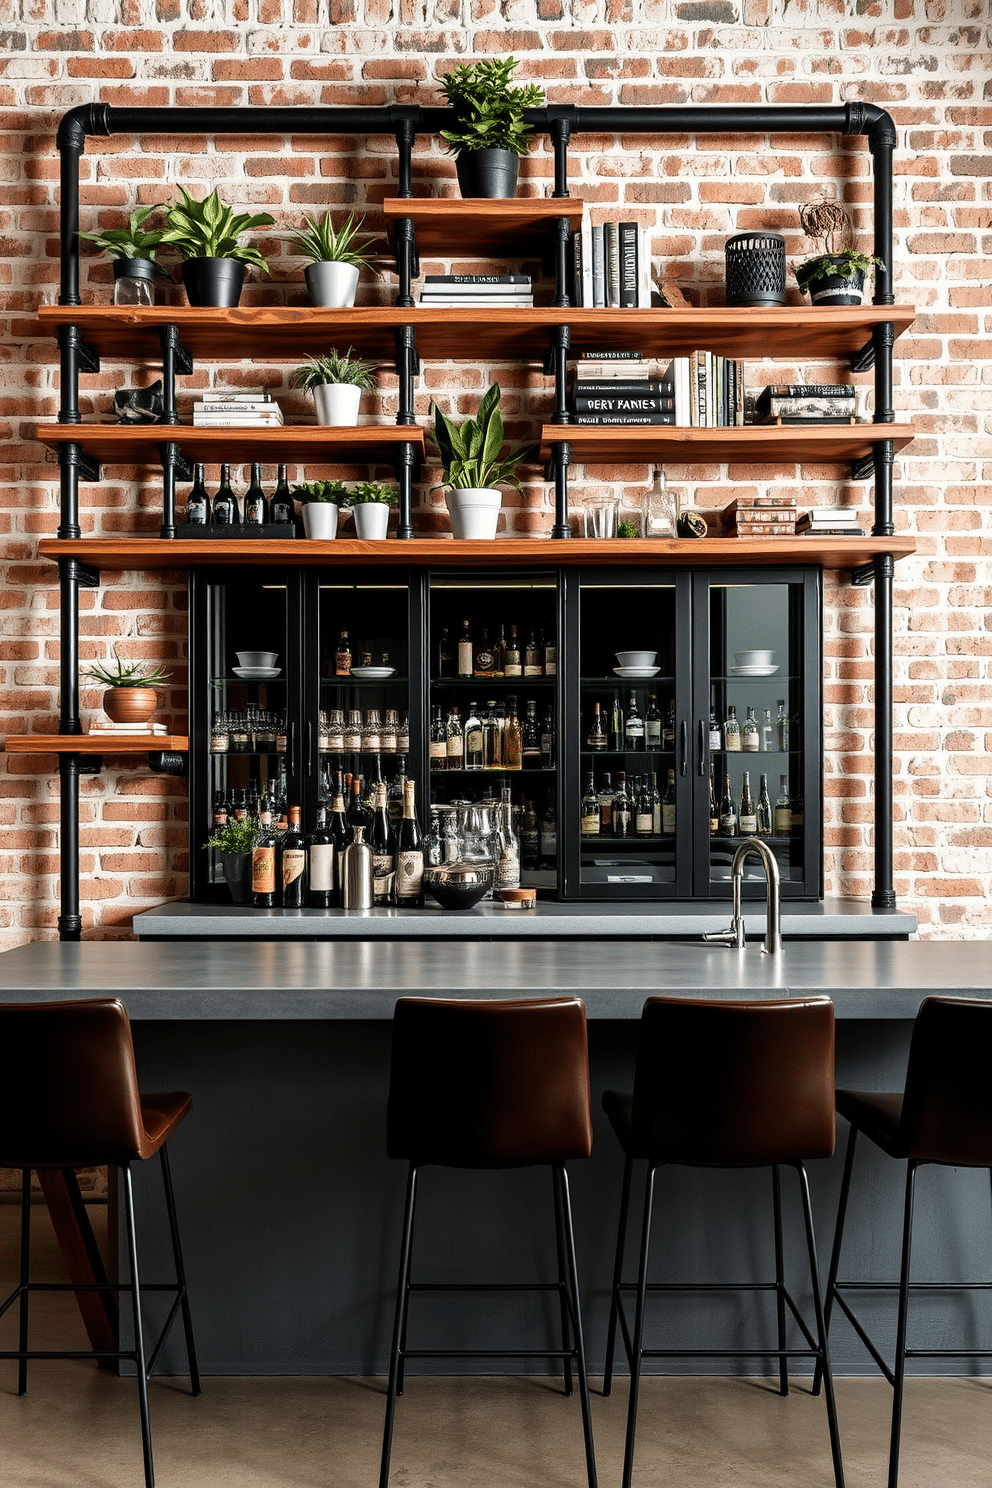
[160,186,274,272]
[290,347,377,393]
[83,647,172,689]
[78,205,171,274]
[290,479,350,505]
[286,210,377,267]
[438,58,545,157]
[351,480,398,507]
[430,383,537,491]
[203,815,263,854]
[796,198,885,287]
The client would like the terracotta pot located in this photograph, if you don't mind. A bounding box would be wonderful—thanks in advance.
[102,687,159,725]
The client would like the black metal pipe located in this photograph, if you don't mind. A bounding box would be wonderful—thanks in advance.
[872,551,896,909]
[56,447,81,543]
[57,754,82,941]
[551,442,571,540]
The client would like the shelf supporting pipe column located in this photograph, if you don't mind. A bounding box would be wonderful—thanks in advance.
[871,441,897,911]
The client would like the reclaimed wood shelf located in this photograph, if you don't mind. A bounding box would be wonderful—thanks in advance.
[34,422,425,468]
[381,196,585,255]
[540,422,916,465]
[4,733,188,754]
[37,535,916,573]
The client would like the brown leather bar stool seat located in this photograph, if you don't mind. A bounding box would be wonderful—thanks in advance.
[0,998,200,1488]
[602,995,845,1488]
[379,995,597,1488]
[821,994,992,1488]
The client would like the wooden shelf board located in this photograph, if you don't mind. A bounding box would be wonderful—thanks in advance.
[540,422,915,464]
[35,305,916,366]
[4,734,188,755]
[37,535,916,573]
[382,196,585,254]
[35,422,425,467]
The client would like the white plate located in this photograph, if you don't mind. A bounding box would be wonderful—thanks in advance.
[729,664,779,676]
[613,665,660,679]
[348,666,395,680]
[232,666,282,680]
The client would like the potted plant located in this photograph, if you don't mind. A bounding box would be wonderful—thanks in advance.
[286,210,377,308]
[160,186,274,308]
[347,480,398,541]
[202,813,261,904]
[438,58,545,199]
[794,200,885,307]
[430,383,537,539]
[82,647,172,726]
[290,347,376,426]
[78,204,171,306]
[291,478,349,539]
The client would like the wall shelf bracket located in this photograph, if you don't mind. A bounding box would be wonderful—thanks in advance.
[547,323,571,424]
[850,454,875,482]
[850,339,875,373]
[58,556,99,588]
[148,750,188,776]
[58,442,100,484]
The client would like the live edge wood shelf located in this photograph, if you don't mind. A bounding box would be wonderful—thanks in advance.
[4,734,189,754]
[34,422,425,469]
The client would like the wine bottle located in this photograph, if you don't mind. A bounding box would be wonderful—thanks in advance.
[635,776,653,836]
[609,692,625,752]
[586,701,607,751]
[464,703,484,770]
[308,806,335,908]
[611,771,632,838]
[457,619,473,677]
[436,626,453,678]
[719,773,737,837]
[445,704,464,769]
[251,820,278,908]
[271,464,294,526]
[503,624,522,677]
[739,770,757,835]
[211,463,240,525]
[624,692,645,751]
[524,629,543,677]
[774,774,792,835]
[395,778,424,907]
[756,773,773,836]
[346,774,370,833]
[539,701,555,770]
[185,463,209,525]
[369,781,396,907]
[280,804,307,908]
[581,772,600,836]
[243,462,269,525]
[708,765,719,835]
[598,771,613,831]
[644,694,661,750]
[742,706,760,752]
[723,704,741,752]
[708,709,721,751]
[662,768,676,835]
[429,704,447,770]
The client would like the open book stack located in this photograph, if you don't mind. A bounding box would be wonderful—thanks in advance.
[192,392,284,427]
[755,384,858,425]
[797,507,866,537]
[724,495,797,538]
[569,352,674,426]
[417,274,534,307]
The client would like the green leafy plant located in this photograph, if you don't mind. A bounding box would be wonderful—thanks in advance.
[160,186,275,272]
[351,480,398,507]
[290,479,350,505]
[83,647,172,689]
[203,815,262,854]
[286,210,376,267]
[616,518,640,539]
[438,58,545,157]
[290,347,377,393]
[795,199,885,289]
[430,383,537,491]
[78,205,171,274]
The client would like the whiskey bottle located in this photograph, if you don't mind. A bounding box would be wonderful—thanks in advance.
[271,464,294,526]
[742,706,760,752]
[464,702,484,770]
[774,774,792,835]
[586,701,607,751]
[502,696,523,771]
[494,787,521,891]
[662,698,676,751]
[598,771,614,831]
[211,463,239,525]
[185,464,209,525]
[708,765,719,835]
[611,772,632,838]
[624,693,645,751]
[543,628,557,677]
[739,771,757,835]
[580,772,600,836]
[539,701,555,770]
[635,776,653,836]
[493,622,507,677]
[243,463,269,525]
[723,704,741,752]
[429,705,448,770]
[395,778,424,907]
[524,629,543,677]
[251,820,278,908]
[761,708,775,752]
[756,773,773,836]
[445,704,464,769]
[718,773,737,837]
[335,629,352,676]
[708,709,721,752]
[522,699,540,763]
[436,626,453,678]
[651,770,662,835]
[644,694,662,750]
[521,797,539,870]
[483,700,504,770]
[308,806,336,909]
[609,693,625,752]
[456,619,473,677]
[539,791,557,868]
[776,699,790,751]
[473,627,497,676]
[280,804,308,908]
[369,781,396,906]
[503,624,522,677]
[662,768,677,835]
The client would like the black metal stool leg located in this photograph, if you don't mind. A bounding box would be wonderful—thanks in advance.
[621,1162,658,1488]
[772,1164,789,1396]
[158,1145,200,1396]
[796,1162,845,1488]
[17,1167,30,1397]
[555,1165,598,1488]
[552,1164,574,1396]
[603,1151,633,1397]
[814,1122,859,1397]
[888,1161,918,1488]
[379,1161,419,1488]
[122,1162,155,1488]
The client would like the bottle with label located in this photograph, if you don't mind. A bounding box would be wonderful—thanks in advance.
[271,464,294,526]
[774,774,792,835]
[708,709,721,751]
[258,793,273,828]
[243,463,269,525]
[739,771,757,835]
[581,772,600,836]
[756,773,773,836]
[524,630,543,677]
[335,629,352,676]
[436,626,453,678]
[483,700,503,770]
[651,771,662,834]
[761,708,775,752]
[662,769,677,835]
[791,788,804,837]
[719,774,737,837]
[211,463,239,525]
[624,693,645,751]
[662,698,676,751]
[387,759,407,822]
[503,696,523,771]
[429,705,447,769]
[644,695,661,750]
[362,710,382,754]
[723,704,741,752]
[343,709,362,753]
[708,766,719,835]
[540,701,555,770]
[494,786,521,891]
[346,774,370,834]
[493,622,506,677]
[609,692,625,752]
[776,699,790,752]
[520,798,539,871]
[308,806,336,908]
[503,625,522,677]
[742,706,760,752]
[369,781,396,907]
[539,791,557,868]
[611,772,632,838]
[445,704,464,769]
[464,703,484,770]
[456,619,473,677]
[252,819,279,908]
[280,804,308,908]
[587,701,608,752]
[396,712,410,754]
[185,464,209,525]
[395,778,424,907]
[381,708,398,754]
[212,789,228,827]
[473,627,496,676]
[635,776,653,836]
[543,629,557,677]
[522,700,540,763]
[598,771,614,831]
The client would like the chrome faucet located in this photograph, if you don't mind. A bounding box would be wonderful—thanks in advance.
[702,838,782,955]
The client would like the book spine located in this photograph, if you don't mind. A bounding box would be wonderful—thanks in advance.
[764,396,857,416]
[762,382,852,398]
[194,402,277,413]
[591,226,606,309]
[572,413,676,425]
[638,224,651,309]
[577,348,642,360]
[605,222,620,308]
[619,222,638,308]
[573,395,675,412]
[581,208,593,310]
[199,393,272,403]
[571,379,673,396]
[572,230,583,307]
[423,274,531,284]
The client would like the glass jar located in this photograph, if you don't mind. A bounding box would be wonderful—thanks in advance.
[344,709,363,752]
[210,712,229,754]
[396,711,410,753]
[381,708,398,754]
[363,708,382,752]
[112,257,157,307]
[327,708,345,753]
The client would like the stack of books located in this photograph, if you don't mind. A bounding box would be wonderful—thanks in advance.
[571,217,652,308]
[659,353,746,428]
[724,495,797,538]
[192,392,283,428]
[417,274,534,307]
[569,352,674,426]
[88,719,169,736]
[755,384,858,424]
[797,507,866,537]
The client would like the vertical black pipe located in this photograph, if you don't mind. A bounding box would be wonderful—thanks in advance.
[394,217,415,308]
[57,136,82,307]
[553,216,571,307]
[395,118,415,199]
[160,442,178,540]
[551,443,571,540]
[395,440,416,541]
[57,754,82,940]
[548,112,572,198]
[58,559,82,736]
[158,326,181,425]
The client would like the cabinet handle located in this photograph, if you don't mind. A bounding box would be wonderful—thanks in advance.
[680,719,688,777]
[306,722,313,776]
[698,719,706,775]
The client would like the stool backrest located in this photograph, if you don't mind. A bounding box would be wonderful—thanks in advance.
[0,998,148,1167]
[387,996,593,1165]
[899,995,992,1165]
[631,996,836,1163]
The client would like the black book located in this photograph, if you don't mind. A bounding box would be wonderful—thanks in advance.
[619,222,638,308]
[572,412,676,426]
[571,378,674,397]
[756,383,852,411]
[573,394,675,413]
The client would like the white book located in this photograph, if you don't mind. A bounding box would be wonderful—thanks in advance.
[591,225,606,308]
[192,413,285,427]
[638,225,652,308]
[581,206,594,310]
[88,720,168,734]
[660,356,691,426]
[199,391,272,403]
[194,400,276,413]
[418,296,534,308]
[573,361,656,380]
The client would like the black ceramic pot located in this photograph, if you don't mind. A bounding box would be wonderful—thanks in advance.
[795,255,866,307]
[221,850,253,903]
[455,148,519,199]
[182,257,246,308]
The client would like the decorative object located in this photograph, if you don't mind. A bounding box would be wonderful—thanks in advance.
[291,479,347,539]
[236,650,278,668]
[203,815,261,904]
[349,480,397,540]
[78,205,171,305]
[430,384,537,540]
[113,381,165,425]
[642,466,678,537]
[438,58,544,199]
[286,210,377,308]
[676,509,709,539]
[423,862,495,910]
[724,231,786,308]
[583,495,618,539]
[445,487,503,540]
[655,279,690,309]
[83,648,171,726]
[290,348,376,427]
[795,200,885,307]
[160,186,274,308]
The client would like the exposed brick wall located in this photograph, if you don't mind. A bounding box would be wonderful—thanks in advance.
[0,2,989,947]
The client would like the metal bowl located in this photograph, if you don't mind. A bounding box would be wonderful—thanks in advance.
[423,862,494,911]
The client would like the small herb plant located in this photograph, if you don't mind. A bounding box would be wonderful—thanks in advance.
[438,58,545,157]
[795,199,885,288]
[290,348,377,393]
[351,480,398,507]
[160,187,275,273]
[83,647,172,689]
[290,479,350,505]
[203,815,262,854]
[287,210,376,267]
[616,518,640,539]
[78,205,171,274]
[430,384,537,491]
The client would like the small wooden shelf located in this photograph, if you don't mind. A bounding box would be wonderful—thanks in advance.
[540,422,915,465]
[4,734,188,755]
[382,196,585,255]
[34,422,425,468]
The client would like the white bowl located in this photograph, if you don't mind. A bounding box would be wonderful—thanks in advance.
[237,650,278,668]
[734,649,774,666]
[616,649,658,668]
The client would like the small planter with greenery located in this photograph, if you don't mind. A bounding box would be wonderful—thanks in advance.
[348,480,399,541]
[290,347,377,427]
[291,479,350,540]
[83,649,172,726]
[78,205,171,306]
[438,58,545,199]
[160,186,275,308]
[287,211,377,308]
[203,815,262,904]
[794,200,885,307]
[430,383,537,539]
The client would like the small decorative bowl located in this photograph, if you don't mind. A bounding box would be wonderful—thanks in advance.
[237,650,278,668]
[423,863,495,911]
[733,649,774,666]
[616,649,658,668]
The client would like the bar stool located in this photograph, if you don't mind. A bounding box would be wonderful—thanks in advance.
[0,997,200,1488]
[602,994,844,1488]
[819,994,992,1488]
[379,995,597,1488]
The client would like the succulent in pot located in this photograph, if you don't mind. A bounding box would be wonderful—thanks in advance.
[290,347,377,427]
[430,383,537,539]
[438,57,545,199]
[78,204,171,306]
[291,478,349,540]
[203,814,262,904]
[160,186,275,308]
[794,199,886,307]
[286,210,378,308]
[347,480,399,540]
[83,648,172,726]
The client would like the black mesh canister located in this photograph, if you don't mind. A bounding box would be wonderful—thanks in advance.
[725,232,786,307]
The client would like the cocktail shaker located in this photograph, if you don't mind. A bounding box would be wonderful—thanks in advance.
[342,824,373,909]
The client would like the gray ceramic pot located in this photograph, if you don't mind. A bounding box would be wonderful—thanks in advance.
[455,148,519,199]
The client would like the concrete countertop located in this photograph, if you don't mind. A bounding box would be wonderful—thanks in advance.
[0,937,987,1020]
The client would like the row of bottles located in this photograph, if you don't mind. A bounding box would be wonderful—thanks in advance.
[581,770,676,838]
[438,621,556,679]
[430,699,555,772]
[186,464,295,527]
[709,770,803,838]
[332,631,393,675]
[319,709,410,754]
[711,701,791,753]
[211,709,285,754]
[586,694,670,753]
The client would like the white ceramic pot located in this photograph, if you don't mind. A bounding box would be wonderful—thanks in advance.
[313,382,362,426]
[304,261,360,308]
[444,487,502,540]
[301,502,339,539]
[352,501,390,540]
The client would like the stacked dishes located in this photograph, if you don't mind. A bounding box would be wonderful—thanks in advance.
[614,649,659,679]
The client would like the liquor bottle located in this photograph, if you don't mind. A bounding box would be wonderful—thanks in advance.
[539,791,557,868]
[211,790,228,828]
[742,706,760,752]
[464,702,484,770]
[708,766,719,835]
[539,701,555,770]
[609,692,625,752]
[662,768,677,835]
[662,698,676,752]
[580,771,600,836]
[346,775,370,833]
[739,771,757,835]
[395,778,424,907]
[482,700,503,770]
[651,770,662,834]
[598,771,614,831]
[429,704,447,770]
[473,627,496,676]
[776,699,790,751]
[494,786,521,891]
[611,771,632,838]
[381,708,398,754]
[369,781,396,906]
[387,758,407,822]
[503,624,522,677]
[243,462,269,525]
[502,695,523,771]
[396,712,410,754]
[493,622,506,677]
[363,711,382,754]
[635,776,653,836]
[343,709,362,752]
[644,694,661,750]
[258,792,273,827]
[185,464,209,525]
[520,797,539,871]
[756,773,773,836]
[761,708,775,752]
[774,774,792,836]
[436,626,453,678]
[271,464,294,526]
[522,699,540,763]
[445,704,464,769]
[708,709,721,751]
[718,773,737,837]
[280,804,308,908]
[524,629,543,677]
[457,619,473,677]
[251,819,278,908]
[791,788,804,836]
[335,629,352,676]
[586,701,608,751]
[543,628,557,677]
[624,693,644,751]
[232,788,248,821]
[308,806,336,909]
[211,463,240,525]
[723,704,741,752]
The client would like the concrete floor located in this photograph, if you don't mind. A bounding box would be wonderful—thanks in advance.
[1,1202,989,1488]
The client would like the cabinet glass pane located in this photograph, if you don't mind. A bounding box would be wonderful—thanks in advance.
[707,581,805,888]
[578,580,678,889]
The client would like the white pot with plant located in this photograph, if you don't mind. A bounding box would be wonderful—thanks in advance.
[286,210,378,308]
[347,480,397,540]
[78,205,172,307]
[83,648,172,726]
[438,57,545,199]
[292,479,347,539]
[794,199,885,307]
[290,347,376,427]
[159,186,274,308]
[430,383,537,539]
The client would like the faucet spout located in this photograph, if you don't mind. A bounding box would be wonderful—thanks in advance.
[731,839,782,955]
